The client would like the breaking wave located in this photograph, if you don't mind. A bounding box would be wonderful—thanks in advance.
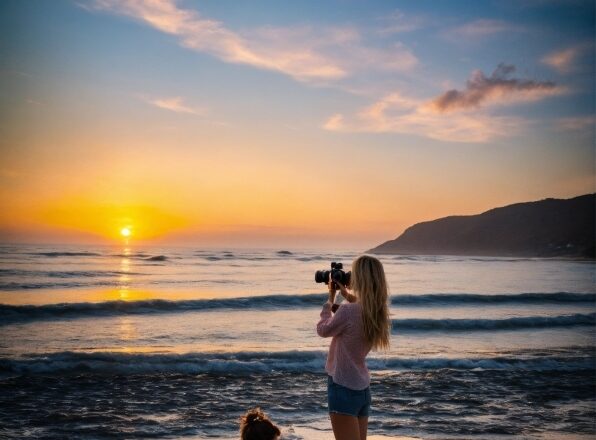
[1,293,594,324]
[393,292,596,305]
[30,251,103,257]
[1,350,593,376]
[0,295,326,324]
[392,313,596,332]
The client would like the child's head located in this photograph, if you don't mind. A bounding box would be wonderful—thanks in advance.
[240,407,281,440]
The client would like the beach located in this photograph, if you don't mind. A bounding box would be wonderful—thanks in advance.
[0,245,594,439]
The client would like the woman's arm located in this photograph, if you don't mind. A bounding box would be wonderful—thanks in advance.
[316,302,349,337]
[316,282,349,337]
[342,290,357,303]
[336,281,357,303]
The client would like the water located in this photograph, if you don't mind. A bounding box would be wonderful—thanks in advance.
[0,244,595,439]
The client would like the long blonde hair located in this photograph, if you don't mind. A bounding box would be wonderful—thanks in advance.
[351,255,390,351]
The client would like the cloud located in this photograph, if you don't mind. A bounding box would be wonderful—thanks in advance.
[556,115,596,131]
[430,63,565,112]
[247,24,418,78]
[324,64,566,143]
[90,0,417,83]
[323,94,522,143]
[141,96,204,115]
[323,114,345,131]
[91,0,345,81]
[541,44,591,74]
[444,19,518,40]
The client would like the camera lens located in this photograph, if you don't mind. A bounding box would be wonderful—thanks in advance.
[315,270,330,283]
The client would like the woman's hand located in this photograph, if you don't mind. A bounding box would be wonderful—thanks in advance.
[335,280,356,303]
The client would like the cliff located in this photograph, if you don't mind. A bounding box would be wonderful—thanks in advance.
[367,194,595,258]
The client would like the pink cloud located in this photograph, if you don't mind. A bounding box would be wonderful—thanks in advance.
[91,0,418,84]
[324,64,566,143]
[142,96,204,115]
[556,115,596,131]
[324,95,522,143]
[541,44,591,74]
[430,64,565,113]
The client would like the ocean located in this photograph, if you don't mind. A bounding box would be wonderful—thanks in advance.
[0,244,594,439]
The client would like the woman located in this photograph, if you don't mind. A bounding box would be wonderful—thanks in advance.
[316,255,390,440]
[239,407,281,440]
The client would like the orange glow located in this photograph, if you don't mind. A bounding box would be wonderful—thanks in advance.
[0,121,591,248]
[33,196,190,242]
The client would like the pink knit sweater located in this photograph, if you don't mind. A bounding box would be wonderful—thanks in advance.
[316,301,372,390]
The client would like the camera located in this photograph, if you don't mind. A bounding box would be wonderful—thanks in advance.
[315,262,351,286]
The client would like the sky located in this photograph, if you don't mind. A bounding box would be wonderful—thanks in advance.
[0,0,594,250]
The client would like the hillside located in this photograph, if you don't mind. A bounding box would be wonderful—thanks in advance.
[367,194,595,258]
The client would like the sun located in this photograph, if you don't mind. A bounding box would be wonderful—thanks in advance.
[120,227,131,238]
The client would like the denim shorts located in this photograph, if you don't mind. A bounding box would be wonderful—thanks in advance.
[327,375,371,417]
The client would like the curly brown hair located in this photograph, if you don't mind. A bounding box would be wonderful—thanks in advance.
[239,407,280,440]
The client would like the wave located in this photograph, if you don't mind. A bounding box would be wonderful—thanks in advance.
[392,313,596,332]
[23,251,176,261]
[0,277,241,291]
[295,256,326,261]
[0,269,142,278]
[144,255,167,261]
[111,252,151,258]
[1,350,593,376]
[0,294,327,324]
[198,254,326,262]
[390,255,541,263]
[0,280,123,291]
[31,251,103,257]
[26,251,172,261]
[392,292,596,305]
[2,293,595,324]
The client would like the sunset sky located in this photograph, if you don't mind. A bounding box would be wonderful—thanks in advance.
[0,0,594,249]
